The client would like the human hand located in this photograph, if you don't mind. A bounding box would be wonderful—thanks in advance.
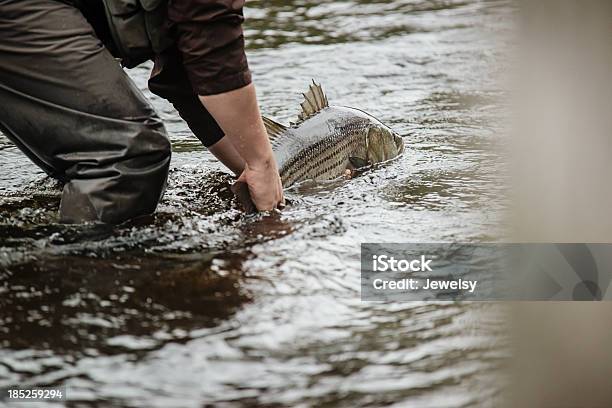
[236,155,284,211]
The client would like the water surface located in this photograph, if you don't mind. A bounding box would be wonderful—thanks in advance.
[0,1,512,406]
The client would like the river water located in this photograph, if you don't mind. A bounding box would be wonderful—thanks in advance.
[0,1,512,406]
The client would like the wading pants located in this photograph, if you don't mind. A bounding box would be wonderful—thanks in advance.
[0,0,171,224]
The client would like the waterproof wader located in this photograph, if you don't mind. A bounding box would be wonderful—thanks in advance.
[0,0,171,224]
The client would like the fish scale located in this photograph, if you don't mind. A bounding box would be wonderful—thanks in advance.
[278,120,366,186]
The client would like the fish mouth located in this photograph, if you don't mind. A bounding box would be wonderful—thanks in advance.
[395,135,405,154]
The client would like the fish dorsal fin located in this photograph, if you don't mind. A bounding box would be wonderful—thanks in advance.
[297,80,329,123]
[262,116,288,141]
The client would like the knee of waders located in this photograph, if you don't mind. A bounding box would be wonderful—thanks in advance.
[149,117,172,155]
[133,116,172,164]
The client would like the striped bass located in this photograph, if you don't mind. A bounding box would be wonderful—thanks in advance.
[262,81,405,187]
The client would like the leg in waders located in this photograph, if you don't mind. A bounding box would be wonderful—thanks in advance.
[0,0,171,224]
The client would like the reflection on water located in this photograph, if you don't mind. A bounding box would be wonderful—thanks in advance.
[245,0,477,49]
[1,252,250,353]
[0,0,512,406]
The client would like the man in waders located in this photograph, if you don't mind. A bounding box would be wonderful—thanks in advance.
[0,0,284,224]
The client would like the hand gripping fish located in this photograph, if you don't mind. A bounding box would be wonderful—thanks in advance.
[232,80,405,212]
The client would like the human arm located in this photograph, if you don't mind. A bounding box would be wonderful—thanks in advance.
[164,0,283,210]
[199,84,283,211]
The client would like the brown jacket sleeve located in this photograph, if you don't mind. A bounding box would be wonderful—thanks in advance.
[167,0,252,95]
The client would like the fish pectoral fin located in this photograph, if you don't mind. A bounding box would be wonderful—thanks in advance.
[297,80,329,123]
[348,157,372,178]
[349,156,370,169]
[262,116,288,141]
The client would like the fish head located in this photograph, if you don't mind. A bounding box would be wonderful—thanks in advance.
[368,124,405,162]
[350,123,404,169]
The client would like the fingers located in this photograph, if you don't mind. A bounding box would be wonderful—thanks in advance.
[277,191,286,210]
[254,179,283,212]
[252,191,274,211]
[277,176,285,209]
[238,164,285,213]
[256,201,276,212]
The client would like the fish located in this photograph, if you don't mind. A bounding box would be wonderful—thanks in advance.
[265,80,405,187]
[232,80,405,211]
